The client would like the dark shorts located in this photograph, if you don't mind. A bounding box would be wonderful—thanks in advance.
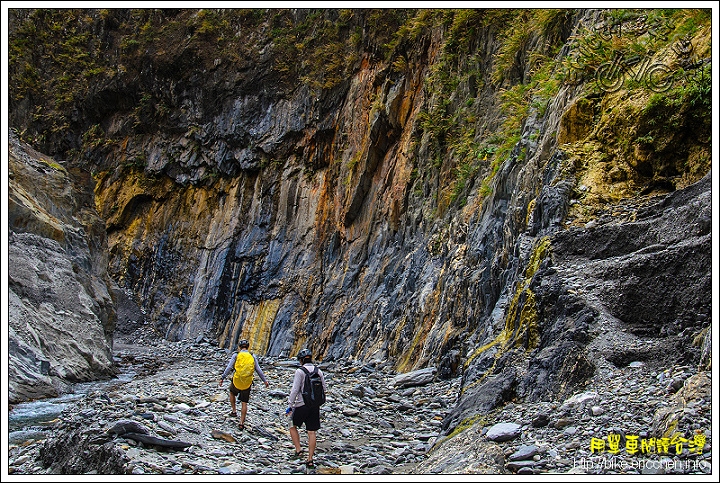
[230,381,251,403]
[292,404,321,432]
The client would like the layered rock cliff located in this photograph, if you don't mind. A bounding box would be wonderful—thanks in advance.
[7,6,712,441]
[7,130,117,403]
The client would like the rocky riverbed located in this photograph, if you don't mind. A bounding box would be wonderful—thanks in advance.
[7,325,713,476]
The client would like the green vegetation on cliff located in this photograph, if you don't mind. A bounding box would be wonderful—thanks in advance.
[556,9,711,224]
[10,8,710,212]
[9,9,415,150]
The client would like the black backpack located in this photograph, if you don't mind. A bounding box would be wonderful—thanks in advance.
[300,366,326,408]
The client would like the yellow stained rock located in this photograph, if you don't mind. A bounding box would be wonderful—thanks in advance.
[318,467,341,474]
[211,429,237,443]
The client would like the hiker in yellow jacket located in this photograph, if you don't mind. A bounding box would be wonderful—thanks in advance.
[219,339,269,430]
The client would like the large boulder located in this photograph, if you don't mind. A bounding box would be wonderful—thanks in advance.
[392,367,438,388]
[8,129,117,403]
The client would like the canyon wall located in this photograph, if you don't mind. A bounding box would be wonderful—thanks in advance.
[7,8,711,436]
[7,130,117,403]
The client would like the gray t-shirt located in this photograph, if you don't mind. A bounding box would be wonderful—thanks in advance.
[288,363,326,408]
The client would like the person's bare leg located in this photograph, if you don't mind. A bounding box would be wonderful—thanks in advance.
[307,430,317,462]
[229,392,237,415]
[240,401,249,427]
[290,426,301,453]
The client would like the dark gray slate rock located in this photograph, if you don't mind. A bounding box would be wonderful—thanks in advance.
[509,445,540,461]
[532,413,550,427]
[506,460,539,472]
[107,420,151,436]
[121,432,192,451]
[442,368,517,435]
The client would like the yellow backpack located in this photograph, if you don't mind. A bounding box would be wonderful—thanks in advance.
[232,351,255,390]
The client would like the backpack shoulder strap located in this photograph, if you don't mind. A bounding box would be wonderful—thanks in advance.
[299,366,310,376]
[311,366,318,376]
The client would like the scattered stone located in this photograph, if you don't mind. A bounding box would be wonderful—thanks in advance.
[391,367,437,388]
[157,421,177,435]
[339,464,355,474]
[318,467,341,474]
[121,432,192,451]
[560,391,598,411]
[532,413,550,427]
[506,460,537,472]
[485,423,521,442]
[107,420,151,436]
[509,445,539,461]
[554,418,574,429]
[211,429,237,443]
[8,334,712,476]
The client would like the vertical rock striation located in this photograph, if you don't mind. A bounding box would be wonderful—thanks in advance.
[7,8,711,431]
